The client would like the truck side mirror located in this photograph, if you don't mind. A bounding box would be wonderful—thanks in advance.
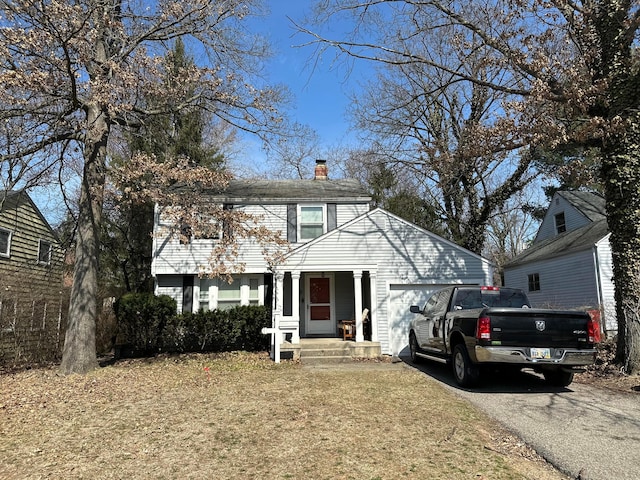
[409,305,422,314]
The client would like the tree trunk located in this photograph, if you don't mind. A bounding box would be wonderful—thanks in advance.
[601,117,640,375]
[59,106,109,375]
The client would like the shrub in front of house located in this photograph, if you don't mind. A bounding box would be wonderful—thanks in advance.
[114,293,177,356]
[114,293,271,357]
[162,305,271,353]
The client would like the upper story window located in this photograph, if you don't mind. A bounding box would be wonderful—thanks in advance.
[554,212,566,234]
[299,205,325,241]
[528,273,541,292]
[38,240,52,264]
[0,228,11,257]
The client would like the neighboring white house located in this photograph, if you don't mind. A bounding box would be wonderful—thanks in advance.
[503,190,616,336]
[151,161,494,358]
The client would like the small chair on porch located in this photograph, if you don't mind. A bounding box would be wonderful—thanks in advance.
[338,319,355,340]
[338,308,370,341]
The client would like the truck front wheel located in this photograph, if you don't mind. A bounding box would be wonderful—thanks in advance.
[409,332,421,364]
[452,344,479,387]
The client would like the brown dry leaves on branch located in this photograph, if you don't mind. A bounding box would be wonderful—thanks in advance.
[1,352,567,480]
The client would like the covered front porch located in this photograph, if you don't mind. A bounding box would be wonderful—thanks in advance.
[264,267,381,362]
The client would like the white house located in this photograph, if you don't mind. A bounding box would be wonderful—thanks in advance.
[151,161,494,359]
[503,190,616,336]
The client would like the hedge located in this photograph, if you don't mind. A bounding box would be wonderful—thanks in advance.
[114,293,271,357]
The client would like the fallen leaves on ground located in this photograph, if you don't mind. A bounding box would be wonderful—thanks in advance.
[0,351,568,480]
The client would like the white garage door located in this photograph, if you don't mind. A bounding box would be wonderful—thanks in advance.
[387,284,451,357]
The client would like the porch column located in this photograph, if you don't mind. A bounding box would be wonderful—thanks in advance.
[369,271,378,342]
[274,271,284,318]
[291,271,301,343]
[273,272,285,362]
[354,271,364,342]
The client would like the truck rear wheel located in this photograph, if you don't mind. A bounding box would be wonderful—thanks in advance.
[453,344,479,387]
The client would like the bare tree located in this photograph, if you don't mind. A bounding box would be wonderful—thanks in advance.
[301,0,640,373]
[347,54,540,254]
[484,192,541,283]
[0,0,287,374]
[263,123,323,179]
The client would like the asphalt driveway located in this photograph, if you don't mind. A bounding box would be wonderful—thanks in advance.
[404,358,640,480]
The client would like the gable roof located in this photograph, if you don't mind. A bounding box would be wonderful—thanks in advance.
[171,178,372,203]
[506,218,609,267]
[284,207,492,266]
[557,190,606,222]
[0,190,60,242]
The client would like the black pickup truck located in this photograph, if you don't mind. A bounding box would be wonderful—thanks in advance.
[408,286,599,387]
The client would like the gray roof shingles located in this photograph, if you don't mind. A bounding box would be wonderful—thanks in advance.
[506,191,608,268]
[172,178,372,203]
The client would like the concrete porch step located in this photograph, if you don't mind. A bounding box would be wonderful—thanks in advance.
[300,347,351,357]
[280,338,382,363]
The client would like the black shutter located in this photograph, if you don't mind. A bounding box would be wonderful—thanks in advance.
[287,204,297,242]
[182,276,194,313]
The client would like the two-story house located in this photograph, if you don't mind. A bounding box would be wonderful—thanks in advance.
[504,190,616,336]
[151,161,494,360]
[0,190,65,364]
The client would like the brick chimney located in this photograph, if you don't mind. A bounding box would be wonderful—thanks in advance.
[314,159,328,180]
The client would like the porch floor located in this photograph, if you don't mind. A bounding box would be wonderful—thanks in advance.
[279,338,382,364]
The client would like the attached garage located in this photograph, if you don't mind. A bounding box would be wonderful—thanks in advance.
[387,282,480,356]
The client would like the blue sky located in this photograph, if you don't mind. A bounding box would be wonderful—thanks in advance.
[246,2,366,156]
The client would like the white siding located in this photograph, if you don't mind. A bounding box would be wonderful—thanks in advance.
[152,202,370,276]
[336,204,369,226]
[282,209,493,354]
[535,194,592,242]
[504,249,599,309]
[155,275,185,312]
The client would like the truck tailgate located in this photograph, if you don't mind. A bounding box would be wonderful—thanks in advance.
[483,308,592,348]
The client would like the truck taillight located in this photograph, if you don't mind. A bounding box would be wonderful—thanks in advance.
[477,316,491,340]
[587,317,601,344]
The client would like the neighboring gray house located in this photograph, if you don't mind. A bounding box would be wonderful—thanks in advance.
[151,161,494,359]
[504,190,616,336]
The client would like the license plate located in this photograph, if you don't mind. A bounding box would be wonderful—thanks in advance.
[531,348,551,359]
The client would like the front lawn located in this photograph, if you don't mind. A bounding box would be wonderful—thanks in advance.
[0,352,567,479]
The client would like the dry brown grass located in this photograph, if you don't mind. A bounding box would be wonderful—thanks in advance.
[0,352,568,480]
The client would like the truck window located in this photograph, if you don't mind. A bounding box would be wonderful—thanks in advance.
[434,290,452,314]
[453,288,530,309]
[453,290,483,309]
[495,289,530,308]
[423,291,440,314]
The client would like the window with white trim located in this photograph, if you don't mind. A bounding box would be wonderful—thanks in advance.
[217,278,242,311]
[249,278,259,305]
[38,239,52,264]
[299,205,325,241]
[199,279,212,311]
[215,275,263,310]
[0,228,11,257]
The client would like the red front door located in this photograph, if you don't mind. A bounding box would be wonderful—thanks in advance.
[306,274,334,334]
